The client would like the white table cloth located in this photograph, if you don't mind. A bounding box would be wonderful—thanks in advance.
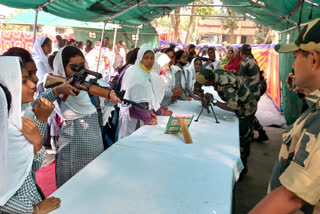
[51,88,242,214]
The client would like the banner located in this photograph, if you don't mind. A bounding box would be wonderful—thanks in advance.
[0,30,74,55]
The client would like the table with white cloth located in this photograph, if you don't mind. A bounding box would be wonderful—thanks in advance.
[51,87,243,214]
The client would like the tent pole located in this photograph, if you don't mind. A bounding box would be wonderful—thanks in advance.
[96,21,107,74]
[32,0,57,44]
[134,27,140,48]
[112,27,118,53]
[111,26,118,77]
[141,4,253,8]
[33,9,39,44]
[305,0,320,8]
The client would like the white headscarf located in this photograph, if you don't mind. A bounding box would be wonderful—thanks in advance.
[52,46,96,120]
[0,86,8,206]
[154,52,172,89]
[186,58,198,91]
[121,45,165,111]
[172,63,189,90]
[155,52,170,73]
[0,57,34,206]
[31,36,52,85]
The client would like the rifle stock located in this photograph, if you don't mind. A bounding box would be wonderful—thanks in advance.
[45,74,112,101]
[44,74,66,88]
[44,74,69,101]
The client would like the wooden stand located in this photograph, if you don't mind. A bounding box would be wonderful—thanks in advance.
[178,118,192,144]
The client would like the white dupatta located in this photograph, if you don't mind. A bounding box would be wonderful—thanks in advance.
[186,58,197,91]
[52,46,96,120]
[32,36,52,85]
[0,57,34,206]
[121,45,165,111]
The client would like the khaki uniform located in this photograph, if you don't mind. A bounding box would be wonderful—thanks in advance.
[269,89,320,214]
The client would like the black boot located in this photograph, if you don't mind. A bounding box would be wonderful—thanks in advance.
[239,156,248,181]
[255,129,269,142]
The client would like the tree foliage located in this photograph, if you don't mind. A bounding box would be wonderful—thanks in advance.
[152,0,221,43]
[255,25,274,44]
[195,0,219,19]
[221,8,239,44]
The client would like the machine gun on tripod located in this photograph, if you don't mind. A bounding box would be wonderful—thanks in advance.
[194,90,219,123]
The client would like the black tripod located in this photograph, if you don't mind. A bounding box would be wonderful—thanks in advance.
[195,95,220,123]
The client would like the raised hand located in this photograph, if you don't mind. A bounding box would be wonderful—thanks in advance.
[33,97,55,122]
[21,117,42,152]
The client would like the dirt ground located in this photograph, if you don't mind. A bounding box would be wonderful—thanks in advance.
[233,126,284,214]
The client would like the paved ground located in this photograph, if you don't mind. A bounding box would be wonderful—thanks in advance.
[233,127,283,214]
[233,94,286,213]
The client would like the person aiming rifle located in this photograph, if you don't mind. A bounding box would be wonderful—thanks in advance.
[44,64,147,109]
[49,46,126,188]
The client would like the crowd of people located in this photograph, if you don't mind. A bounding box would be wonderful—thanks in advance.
[1,17,320,214]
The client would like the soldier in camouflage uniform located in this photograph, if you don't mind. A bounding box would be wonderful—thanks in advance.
[238,44,269,142]
[250,18,320,214]
[195,68,257,176]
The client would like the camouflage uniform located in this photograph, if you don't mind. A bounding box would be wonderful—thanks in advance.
[238,55,261,100]
[238,55,265,134]
[196,69,257,172]
[269,89,320,214]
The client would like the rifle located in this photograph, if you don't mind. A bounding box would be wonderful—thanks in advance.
[44,65,148,109]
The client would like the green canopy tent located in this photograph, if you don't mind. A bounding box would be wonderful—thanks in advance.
[221,0,320,125]
[0,0,195,24]
[0,0,195,73]
[73,23,158,48]
[4,9,116,29]
[4,10,159,48]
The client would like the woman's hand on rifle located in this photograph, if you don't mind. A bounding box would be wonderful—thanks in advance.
[109,90,122,103]
[53,77,80,97]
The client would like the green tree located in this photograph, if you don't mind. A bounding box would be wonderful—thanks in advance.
[221,9,239,44]
[152,0,221,43]
[195,0,219,20]
[255,25,273,44]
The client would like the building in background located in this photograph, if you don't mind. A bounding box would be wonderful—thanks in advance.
[197,19,259,45]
